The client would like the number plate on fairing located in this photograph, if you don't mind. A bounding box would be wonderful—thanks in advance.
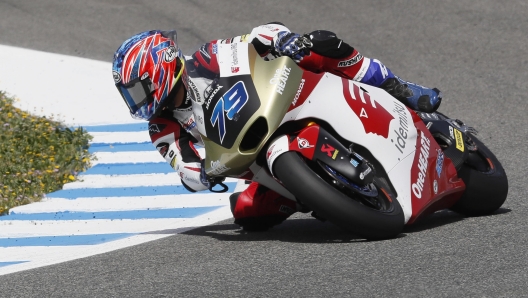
[202,75,261,149]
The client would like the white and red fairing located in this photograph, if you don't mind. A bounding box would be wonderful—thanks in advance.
[273,71,465,224]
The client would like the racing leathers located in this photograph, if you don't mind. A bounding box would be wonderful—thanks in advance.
[148,22,442,230]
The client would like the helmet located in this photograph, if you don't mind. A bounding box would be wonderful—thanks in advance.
[112,30,186,120]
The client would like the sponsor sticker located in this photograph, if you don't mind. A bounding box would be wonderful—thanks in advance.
[182,116,197,132]
[297,137,313,149]
[266,136,289,171]
[435,149,444,177]
[292,79,305,106]
[453,128,465,152]
[321,144,338,159]
[209,160,231,176]
[350,159,359,167]
[270,65,292,95]
[338,53,363,67]
[204,84,223,109]
[230,43,239,73]
[148,124,163,136]
[359,167,372,180]
[164,46,178,63]
[156,142,170,157]
[187,79,202,103]
[112,70,121,84]
[411,131,431,199]
[217,43,250,77]
[392,101,409,154]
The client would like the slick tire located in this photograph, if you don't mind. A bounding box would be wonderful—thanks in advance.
[449,135,508,216]
[273,152,405,240]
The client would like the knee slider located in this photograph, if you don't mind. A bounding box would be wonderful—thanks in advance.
[306,30,354,58]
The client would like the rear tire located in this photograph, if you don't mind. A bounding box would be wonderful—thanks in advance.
[449,134,508,216]
[273,152,405,240]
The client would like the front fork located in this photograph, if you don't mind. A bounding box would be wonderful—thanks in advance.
[266,124,375,186]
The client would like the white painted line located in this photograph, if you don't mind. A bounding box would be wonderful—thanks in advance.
[7,194,231,214]
[0,206,233,276]
[89,148,206,165]
[64,173,237,189]
[90,131,151,144]
[91,151,165,164]
[65,173,182,188]
[0,218,216,237]
[0,211,233,238]
[0,45,249,276]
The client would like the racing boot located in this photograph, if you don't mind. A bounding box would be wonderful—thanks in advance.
[355,58,442,113]
[229,182,297,231]
[379,76,442,113]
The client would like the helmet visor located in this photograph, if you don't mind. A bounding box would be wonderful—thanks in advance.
[119,75,155,114]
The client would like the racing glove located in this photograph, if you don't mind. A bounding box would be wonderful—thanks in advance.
[179,160,210,193]
[199,159,211,189]
[273,31,313,62]
[179,159,227,193]
[198,159,227,192]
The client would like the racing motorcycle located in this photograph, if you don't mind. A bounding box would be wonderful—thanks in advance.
[191,43,508,240]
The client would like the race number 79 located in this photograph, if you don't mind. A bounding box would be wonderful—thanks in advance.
[210,81,249,144]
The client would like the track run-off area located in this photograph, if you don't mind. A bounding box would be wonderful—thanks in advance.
[0,45,244,275]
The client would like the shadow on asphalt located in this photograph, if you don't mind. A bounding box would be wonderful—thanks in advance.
[149,208,511,244]
[182,214,369,244]
[404,207,511,233]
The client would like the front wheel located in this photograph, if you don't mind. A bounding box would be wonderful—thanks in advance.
[449,134,508,216]
[273,152,405,240]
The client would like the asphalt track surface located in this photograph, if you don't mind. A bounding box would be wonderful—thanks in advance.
[0,0,527,297]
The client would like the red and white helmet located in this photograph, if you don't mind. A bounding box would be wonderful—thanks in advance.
[112,30,186,120]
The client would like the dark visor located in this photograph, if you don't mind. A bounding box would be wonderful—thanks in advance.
[119,76,155,114]
[119,57,184,115]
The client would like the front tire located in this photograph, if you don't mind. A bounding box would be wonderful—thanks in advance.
[449,134,508,216]
[273,152,405,240]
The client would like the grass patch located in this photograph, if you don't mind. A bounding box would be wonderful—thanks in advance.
[0,91,93,215]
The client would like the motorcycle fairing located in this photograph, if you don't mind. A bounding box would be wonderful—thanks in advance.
[200,75,261,149]
[405,113,465,223]
[280,73,415,220]
[192,43,466,224]
[286,74,418,172]
[282,71,464,223]
[418,114,470,171]
[266,124,376,185]
[195,43,304,176]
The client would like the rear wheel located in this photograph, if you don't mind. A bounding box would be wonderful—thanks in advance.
[273,152,405,240]
[449,134,508,216]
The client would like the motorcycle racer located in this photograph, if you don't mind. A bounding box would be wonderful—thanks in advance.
[112,22,442,231]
